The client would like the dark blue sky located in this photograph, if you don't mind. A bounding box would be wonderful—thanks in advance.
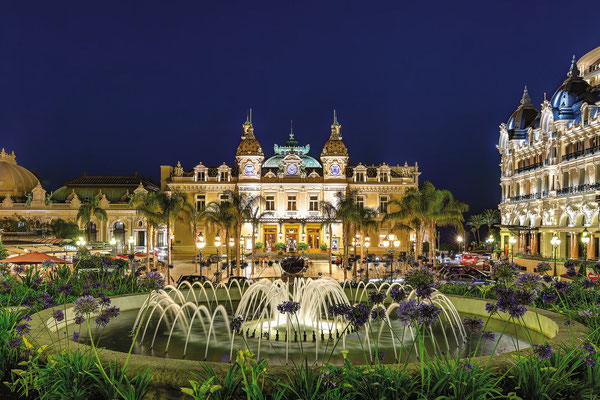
[1,1,598,212]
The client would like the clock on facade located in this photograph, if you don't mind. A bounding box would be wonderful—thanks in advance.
[286,164,298,175]
[329,163,341,176]
[244,163,255,176]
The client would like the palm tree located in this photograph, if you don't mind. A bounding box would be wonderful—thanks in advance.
[225,190,262,277]
[76,197,107,242]
[481,209,500,238]
[156,191,187,284]
[202,201,235,281]
[132,192,163,270]
[427,188,468,263]
[467,214,485,247]
[183,201,204,274]
[246,206,272,278]
[320,200,338,276]
[334,190,361,280]
[356,206,378,269]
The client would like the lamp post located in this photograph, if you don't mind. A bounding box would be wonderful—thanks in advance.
[581,228,590,277]
[486,236,494,253]
[196,234,205,275]
[364,236,370,281]
[229,238,235,277]
[214,235,221,282]
[383,234,400,280]
[509,236,517,263]
[551,235,561,277]
[128,236,134,254]
[456,235,463,254]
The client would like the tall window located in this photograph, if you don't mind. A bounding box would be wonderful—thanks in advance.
[196,171,206,181]
[195,194,206,211]
[356,195,365,209]
[219,171,229,181]
[309,195,319,211]
[355,172,364,182]
[287,195,297,211]
[265,195,275,211]
[379,195,389,213]
[379,172,388,182]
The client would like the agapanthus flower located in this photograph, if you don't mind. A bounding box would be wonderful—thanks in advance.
[58,284,73,295]
[368,290,386,305]
[22,315,32,322]
[533,344,553,360]
[491,261,520,285]
[137,272,165,290]
[99,295,111,307]
[542,275,553,283]
[13,265,25,274]
[73,295,99,316]
[72,332,80,342]
[32,276,43,286]
[481,331,496,341]
[52,309,65,322]
[415,283,435,300]
[389,287,407,303]
[230,316,243,334]
[404,266,436,299]
[95,314,110,327]
[397,299,419,326]
[416,303,441,328]
[346,305,370,329]
[536,261,551,275]
[277,301,301,315]
[516,273,542,292]
[74,315,85,325]
[554,281,570,293]
[371,308,386,321]
[460,360,474,372]
[7,337,21,349]
[542,291,558,304]
[15,323,31,336]
[104,306,120,318]
[485,303,498,315]
[514,289,537,305]
[580,341,596,355]
[328,303,352,317]
[463,316,483,334]
[583,356,596,367]
[564,261,577,278]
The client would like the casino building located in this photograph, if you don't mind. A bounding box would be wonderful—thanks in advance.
[498,45,600,261]
[161,113,420,255]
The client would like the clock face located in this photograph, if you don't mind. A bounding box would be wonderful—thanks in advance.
[286,164,298,175]
[329,164,341,176]
[244,163,255,175]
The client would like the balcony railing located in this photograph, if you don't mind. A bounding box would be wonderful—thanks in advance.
[508,190,550,203]
[562,146,600,162]
[515,162,541,175]
[557,183,600,196]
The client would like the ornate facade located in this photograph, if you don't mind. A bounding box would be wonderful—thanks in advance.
[162,112,420,255]
[0,149,161,252]
[498,45,600,260]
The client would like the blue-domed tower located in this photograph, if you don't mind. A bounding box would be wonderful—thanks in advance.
[506,86,539,140]
[550,56,591,120]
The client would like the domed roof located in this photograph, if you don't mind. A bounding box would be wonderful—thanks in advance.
[262,131,322,168]
[551,56,591,120]
[236,118,263,156]
[0,148,39,197]
[262,153,322,168]
[506,87,539,140]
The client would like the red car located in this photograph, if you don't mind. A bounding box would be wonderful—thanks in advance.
[461,254,479,266]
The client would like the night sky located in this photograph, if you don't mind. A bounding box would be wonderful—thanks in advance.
[1,1,598,213]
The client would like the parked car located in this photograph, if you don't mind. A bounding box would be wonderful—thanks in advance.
[460,253,479,266]
[438,265,491,285]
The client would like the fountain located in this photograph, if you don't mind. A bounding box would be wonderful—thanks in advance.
[130,277,467,363]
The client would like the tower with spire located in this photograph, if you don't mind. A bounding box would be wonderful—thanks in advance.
[236,109,264,180]
[320,110,349,179]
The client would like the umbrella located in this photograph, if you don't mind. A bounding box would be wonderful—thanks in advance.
[0,251,72,265]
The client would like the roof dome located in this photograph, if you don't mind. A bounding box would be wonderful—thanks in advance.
[262,131,322,168]
[506,87,539,140]
[551,56,591,120]
[262,153,322,168]
[236,118,263,156]
[0,148,39,197]
[321,112,348,156]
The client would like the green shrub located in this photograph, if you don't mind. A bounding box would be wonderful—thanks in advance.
[319,243,328,251]
[254,241,263,250]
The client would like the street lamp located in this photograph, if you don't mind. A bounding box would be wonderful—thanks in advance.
[581,228,590,277]
[76,237,86,248]
[128,236,134,253]
[456,235,463,253]
[551,235,561,277]
[383,234,400,280]
[196,234,205,275]
[486,236,494,252]
[214,236,222,281]
[109,237,117,256]
[508,236,517,263]
[364,236,371,281]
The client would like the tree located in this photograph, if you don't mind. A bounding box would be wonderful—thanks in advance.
[0,239,8,260]
[76,197,107,242]
[224,190,262,277]
[246,206,272,278]
[334,190,362,280]
[481,209,500,238]
[157,190,187,284]
[467,214,485,246]
[320,200,338,276]
[183,201,204,274]
[202,201,235,281]
[132,192,163,270]
[49,219,82,239]
[355,206,378,268]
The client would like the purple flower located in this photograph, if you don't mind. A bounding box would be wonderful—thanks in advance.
[15,323,31,336]
[542,291,558,305]
[533,344,553,360]
[536,262,551,275]
[52,309,65,322]
[416,303,441,328]
[346,305,370,328]
[95,313,110,327]
[74,315,85,325]
[516,273,542,292]
[554,281,570,293]
[389,287,407,303]
[542,275,553,283]
[415,283,434,300]
[277,301,301,315]
[58,284,73,295]
[481,331,496,341]
[104,306,120,318]
[13,265,25,274]
[137,271,165,290]
[460,360,474,372]
[7,337,21,349]
[371,308,386,321]
[99,295,111,307]
[230,316,243,334]
[485,303,498,315]
[580,341,596,355]
[463,316,483,334]
[74,295,99,316]
[563,320,572,327]
[368,290,386,305]
[328,303,352,317]
[564,261,577,278]
[397,299,419,326]
[22,315,32,322]
[583,356,596,367]
[72,332,80,342]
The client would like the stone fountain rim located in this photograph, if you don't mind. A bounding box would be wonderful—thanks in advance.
[24,291,588,392]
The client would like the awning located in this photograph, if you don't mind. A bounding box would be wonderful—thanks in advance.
[0,251,72,265]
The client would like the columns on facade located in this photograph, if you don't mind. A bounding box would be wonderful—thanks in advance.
[588,233,595,259]
[532,233,538,254]
[570,232,578,258]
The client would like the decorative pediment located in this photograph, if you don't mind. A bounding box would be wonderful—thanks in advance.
[70,193,81,209]
[174,161,184,177]
[1,195,13,208]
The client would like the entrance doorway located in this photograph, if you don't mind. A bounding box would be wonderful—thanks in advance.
[307,227,320,250]
[263,226,277,252]
[285,226,298,252]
